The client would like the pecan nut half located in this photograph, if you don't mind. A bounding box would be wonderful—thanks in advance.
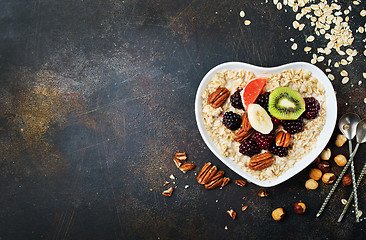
[275,131,291,147]
[234,128,255,142]
[205,177,224,189]
[241,112,252,131]
[235,179,247,187]
[249,152,274,171]
[207,87,230,108]
[179,163,195,173]
[175,152,187,161]
[197,163,217,184]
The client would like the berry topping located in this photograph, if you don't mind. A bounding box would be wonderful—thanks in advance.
[255,92,270,110]
[303,97,321,119]
[253,131,275,150]
[269,143,288,157]
[283,119,304,134]
[239,138,261,157]
[271,116,285,125]
[230,90,244,109]
[222,111,241,130]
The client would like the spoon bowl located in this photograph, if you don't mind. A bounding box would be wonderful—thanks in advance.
[338,113,361,140]
[356,119,366,143]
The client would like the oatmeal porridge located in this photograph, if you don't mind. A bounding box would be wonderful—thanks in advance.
[201,69,326,181]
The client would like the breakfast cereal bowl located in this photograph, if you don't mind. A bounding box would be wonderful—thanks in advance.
[195,62,337,187]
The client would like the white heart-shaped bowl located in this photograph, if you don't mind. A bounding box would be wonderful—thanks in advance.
[195,62,337,187]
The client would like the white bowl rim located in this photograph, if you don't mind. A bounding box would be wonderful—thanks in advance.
[195,61,337,187]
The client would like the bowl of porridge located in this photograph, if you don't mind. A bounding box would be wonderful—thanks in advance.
[195,62,337,187]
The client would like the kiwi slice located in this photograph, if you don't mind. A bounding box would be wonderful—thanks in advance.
[268,87,305,120]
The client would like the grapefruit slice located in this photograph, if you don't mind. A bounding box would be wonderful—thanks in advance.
[241,78,267,109]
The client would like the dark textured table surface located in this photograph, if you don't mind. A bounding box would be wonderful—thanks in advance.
[0,0,366,239]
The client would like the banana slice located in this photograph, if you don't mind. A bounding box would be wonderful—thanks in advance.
[247,104,273,134]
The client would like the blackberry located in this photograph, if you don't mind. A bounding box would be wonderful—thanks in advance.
[230,90,244,109]
[303,97,320,119]
[271,116,284,125]
[252,131,275,150]
[239,138,261,157]
[283,119,304,134]
[269,143,288,157]
[222,111,241,130]
[255,92,270,110]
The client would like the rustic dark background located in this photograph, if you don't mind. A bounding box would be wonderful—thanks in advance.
[0,0,365,239]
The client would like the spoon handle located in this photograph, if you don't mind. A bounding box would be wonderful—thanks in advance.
[349,140,360,222]
[316,143,360,218]
[338,160,366,222]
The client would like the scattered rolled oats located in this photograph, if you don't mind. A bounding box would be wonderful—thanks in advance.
[307,35,315,42]
[291,43,298,50]
[361,10,366,17]
[244,20,251,25]
[304,46,312,52]
[363,73,366,79]
[328,74,335,81]
[340,70,348,76]
[317,56,325,62]
[325,68,331,72]
[341,199,348,205]
[341,59,348,65]
[240,10,245,18]
[342,77,350,84]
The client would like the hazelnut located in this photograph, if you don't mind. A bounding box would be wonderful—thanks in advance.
[294,202,306,214]
[322,172,336,184]
[334,154,347,167]
[318,161,330,173]
[309,168,322,181]
[320,148,331,160]
[335,134,347,147]
[305,179,319,190]
[272,208,285,221]
[311,156,321,167]
[342,174,352,186]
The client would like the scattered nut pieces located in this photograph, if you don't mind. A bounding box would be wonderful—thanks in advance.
[320,148,331,160]
[235,179,247,187]
[275,131,291,147]
[334,154,347,167]
[341,199,348,205]
[164,181,170,186]
[272,208,285,221]
[342,174,352,186]
[335,134,347,147]
[294,202,306,215]
[179,163,195,173]
[221,177,230,188]
[175,152,187,161]
[309,168,322,181]
[227,209,237,220]
[305,179,319,190]
[318,160,330,173]
[258,190,269,197]
[322,172,336,184]
[242,205,248,211]
[162,187,174,197]
[169,174,176,180]
[173,158,182,168]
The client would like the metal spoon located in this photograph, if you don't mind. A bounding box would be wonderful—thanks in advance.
[337,119,366,222]
[316,113,361,219]
[339,113,362,222]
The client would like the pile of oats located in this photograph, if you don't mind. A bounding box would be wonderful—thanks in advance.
[267,0,366,102]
